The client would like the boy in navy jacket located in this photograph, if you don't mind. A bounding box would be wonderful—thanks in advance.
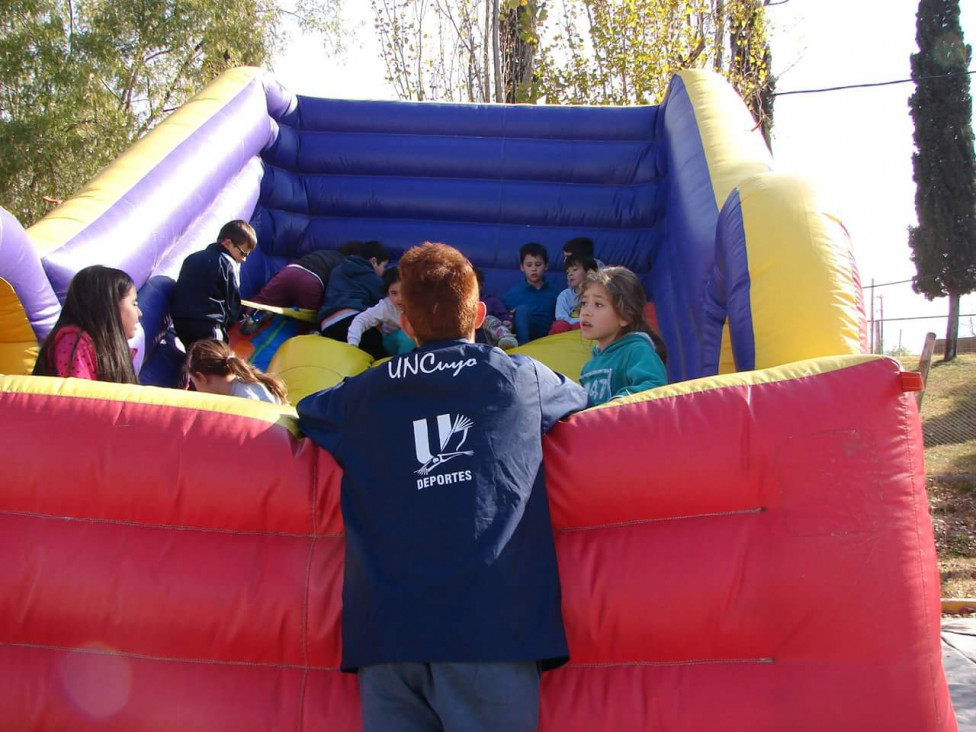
[171,220,256,347]
[317,240,390,355]
[298,242,587,731]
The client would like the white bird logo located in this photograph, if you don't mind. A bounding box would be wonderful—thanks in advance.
[413,414,475,475]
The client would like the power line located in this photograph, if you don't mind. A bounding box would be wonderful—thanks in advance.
[865,267,976,289]
[876,314,976,323]
[774,69,976,97]
[866,277,917,289]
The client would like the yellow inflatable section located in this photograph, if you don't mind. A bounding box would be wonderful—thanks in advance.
[679,70,865,375]
[0,278,38,374]
[739,174,866,369]
[268,330,598,405]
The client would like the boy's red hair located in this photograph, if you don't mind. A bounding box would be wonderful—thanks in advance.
[399,242,479,344]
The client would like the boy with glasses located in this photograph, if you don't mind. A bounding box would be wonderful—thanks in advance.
[171,219,257,347]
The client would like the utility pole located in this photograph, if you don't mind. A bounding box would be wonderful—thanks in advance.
[879,294,885,353]
[869,278,876,353]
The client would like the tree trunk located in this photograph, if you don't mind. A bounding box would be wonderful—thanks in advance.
[944,288,960,361]
[713,0,725,72]
[484,0,491,101]
[500,0,538,102]
[492,0,503,103]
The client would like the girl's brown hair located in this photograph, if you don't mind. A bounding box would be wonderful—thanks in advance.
[184,340,288,403]
[33,265,138,384]
[583,267,667,363]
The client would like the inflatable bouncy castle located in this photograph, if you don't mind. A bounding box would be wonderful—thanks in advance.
[0,68,957,729]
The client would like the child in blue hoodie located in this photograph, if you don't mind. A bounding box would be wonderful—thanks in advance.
[578,266,668,406]
[317,240,390,352]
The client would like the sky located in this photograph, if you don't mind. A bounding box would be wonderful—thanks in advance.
[271,0,976,354]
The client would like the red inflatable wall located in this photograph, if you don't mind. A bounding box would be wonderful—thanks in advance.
[0,356,955,730]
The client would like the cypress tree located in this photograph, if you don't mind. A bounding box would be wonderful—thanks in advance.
[909,0,976,361]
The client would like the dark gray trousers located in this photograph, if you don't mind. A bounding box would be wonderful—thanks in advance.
[358,661,540,732]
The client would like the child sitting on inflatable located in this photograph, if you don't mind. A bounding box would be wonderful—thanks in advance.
[562,235,605,268]
[550,254,598,335]
[32,265,142,384]
[171,220,256,347]
[317,240,390,351]
[345,266,415,357]
[184,339,287,404]
[503,242,559,344]
[579,266,668,406]
[472,266,518,349]
[297,242,587,731]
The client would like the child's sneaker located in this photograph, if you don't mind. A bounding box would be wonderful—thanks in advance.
[498,334,519,350]
[240,311,269,335]
[482,316,503,341]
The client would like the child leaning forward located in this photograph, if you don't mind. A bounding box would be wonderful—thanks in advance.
[345,266,414,358]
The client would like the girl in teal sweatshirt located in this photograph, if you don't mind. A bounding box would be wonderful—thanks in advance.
[578,267,668,406]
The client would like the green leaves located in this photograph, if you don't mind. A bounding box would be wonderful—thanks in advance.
[909,0,976,303]
[370,0,541,103]
[0,0,343,226]
[533,0,773,140]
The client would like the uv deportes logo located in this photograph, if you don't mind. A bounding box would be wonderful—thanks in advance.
[412,413,475,490]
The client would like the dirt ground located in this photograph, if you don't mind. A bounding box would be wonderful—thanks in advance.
[929,478,976,598]
[912,353,976,599]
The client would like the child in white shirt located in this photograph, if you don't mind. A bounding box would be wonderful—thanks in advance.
[347,266,415,358]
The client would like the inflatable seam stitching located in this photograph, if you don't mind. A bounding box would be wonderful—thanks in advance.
[899,391,943,722]
[556,507,763,533]
[296,457,319,729]
[261,166,665,188]
[582,356,882,411]
[257,209,662,233]
[0,509,342,539]
[280,126,656,145]
[0,641,339,672]
[566,657,775,668]
[279,128,659,145]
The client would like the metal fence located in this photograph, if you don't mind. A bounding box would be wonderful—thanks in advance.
[910,338,976,452]
[861,278,975,451]
[864,278,976,357]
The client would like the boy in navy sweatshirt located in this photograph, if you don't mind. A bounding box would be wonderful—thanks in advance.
[171,220,256,347]
[298,242,587,732]
[503,242,559,344]
[317,240,390,354]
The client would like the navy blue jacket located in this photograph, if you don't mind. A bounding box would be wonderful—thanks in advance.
[170,242,241,329]
[316,255,383,321]
[297,340,587,671]
[296,249,344,286]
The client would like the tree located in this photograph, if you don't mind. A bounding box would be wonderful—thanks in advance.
[371,0,540,103]
[725,0,775,144]
[371,0,773,139]
[908,0,976,361]
[537,0,775,144]
[500,0,541,102]
[0,0,342,227]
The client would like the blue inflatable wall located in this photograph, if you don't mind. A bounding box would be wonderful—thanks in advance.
[3,67,865,383]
